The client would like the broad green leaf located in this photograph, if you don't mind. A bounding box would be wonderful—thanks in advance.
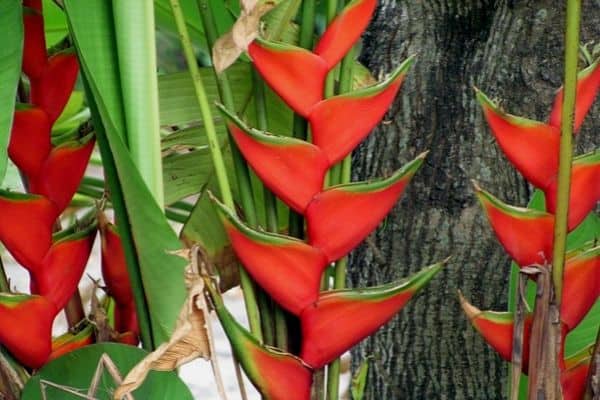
[42,0,68,47]
[163,149,212,205]
[65,0,187,347]
[161,126,209,150]
[0,1,22,184]
[21,343,193,400]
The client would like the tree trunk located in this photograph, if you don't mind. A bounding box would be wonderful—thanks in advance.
[349,1,600,399]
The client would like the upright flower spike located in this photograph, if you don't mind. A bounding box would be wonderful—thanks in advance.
[213,198,328,315]
[49,323,94,361]
[34,226,96,310]
[306,154,425,263]
[474,184,554,267]
[309,58,414,165]
[300,262,443,369]
[22,5,47,80]
[209,283,313,400]
[30,50,79,125]
[544,151,600,232]
[8,105,52,181]
[475,89,560,190]
[458,292,532,368]
[248,39,327,118]
[561,347,592,400]
[549,58,600,133]
[313,0,377,69]
[29,134,96,213]
[0,293,56,369]
[561,245,600,330]
[219,106,329,213]
[0,190,57,271]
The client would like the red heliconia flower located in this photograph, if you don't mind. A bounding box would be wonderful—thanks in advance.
[0,190,57,271]
[248,0,376,117]
[8,105,52,180]
[475,90,560,190]
[306,154,425,262]
[549,58,600,133]
[29,134,95,214]
[310,58,413,165]
[474,184,554,267]
[211,286,313,400]
[561,347,592,400]
[544,151,600,232]
[561,245,600,331]
[30,50,79,125]
[220,106,329,213]
[459,293,533,369]
[33,226,96,310]
[49,323,94,361]
[114,302,139,343]
[300,262,443,368]
[0,293,56,368]
[214,198,328,315]
[22,4,47,80]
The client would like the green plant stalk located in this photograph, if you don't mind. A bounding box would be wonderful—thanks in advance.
[326,43,355,400]
[0,256,9,293]
[323,0,338,99]
[552,0,580,304]
[112,1,165,209]
[192,0,263,340]
[252,68,289,350]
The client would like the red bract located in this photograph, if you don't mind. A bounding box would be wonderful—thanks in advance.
[561,348,592,400]
[222,108,329,213]
[307,154,425,262]
[8,105,52,180]
[34,227,96,310]
[549,59,600,133]
[476,90,560,190]
[213,291,312,400]
[544,151,600,231]
[474,185,554,267]
[49,324,94,361]
[0,190,57,271]
[29,135,96,214]
[301,263,442,368]
[0,293,56,368]
[22,6,47,80]
[561,245,600,330]
[215,199,327,315]
[310,59,413,165]
[30,51,79,125]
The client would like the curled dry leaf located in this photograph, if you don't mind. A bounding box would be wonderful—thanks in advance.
[114,248,224,400]
[212,1,275,73]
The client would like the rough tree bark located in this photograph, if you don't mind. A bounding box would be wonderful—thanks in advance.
[349,1,600,399]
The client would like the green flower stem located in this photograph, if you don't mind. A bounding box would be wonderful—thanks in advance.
[323,0,339,99]
[552,0,580,304]
[170,0,263,341]
[326,41,356,400]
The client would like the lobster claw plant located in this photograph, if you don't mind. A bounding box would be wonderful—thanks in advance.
[461,56,600,398]
[200,0,446,397]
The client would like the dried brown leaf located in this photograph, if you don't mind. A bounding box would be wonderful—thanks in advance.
[212,1,275,73]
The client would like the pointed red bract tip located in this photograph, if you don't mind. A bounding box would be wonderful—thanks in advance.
[307,155,424,262]
[561,246,599,330]
[214,200,328,315]
[0,294,56,368]
[223,112,329,213]
[549,59,600,133]
[310,59,412,165]
[476,90,560,189]
[30,51,79,125]
[248,40,327,117]
[459,293,532,368]
[35,227,96,310]
[0,191,57,271]
[301,263,442,368]
[115,303,139,341]
[99,212,134,306]
[561,355,591,400]
[544,152,600,232]
[313,0,377,69]
[213,295,313,400]
[8,106,52,180]
[22,6,48,80]
[29,135,95,214]
[475,186,554,267]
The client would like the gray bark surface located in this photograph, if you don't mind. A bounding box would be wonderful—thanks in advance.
[349,1,600,399]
